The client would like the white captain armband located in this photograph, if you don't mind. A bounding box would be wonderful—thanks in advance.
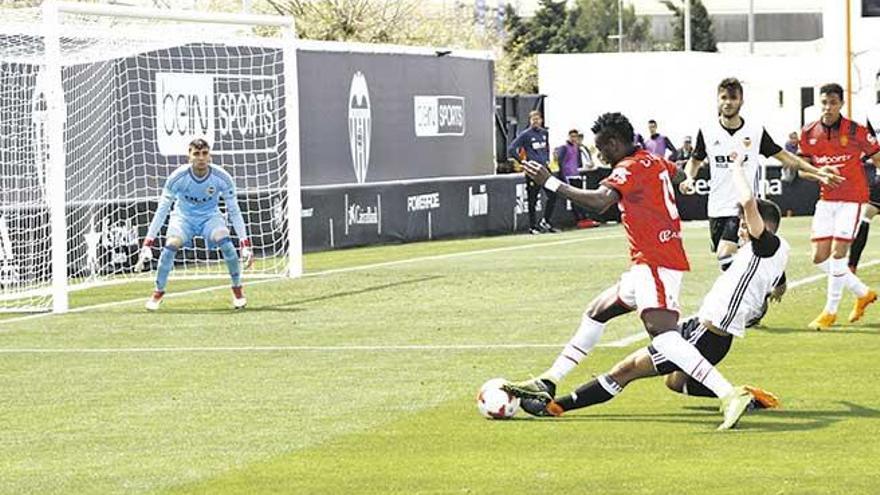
[544,176,563,192]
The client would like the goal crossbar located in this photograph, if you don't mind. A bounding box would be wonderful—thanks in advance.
[54,2,295,28]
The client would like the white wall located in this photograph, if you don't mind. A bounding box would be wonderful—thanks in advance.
[538,51,819,155]
[538,0,880,155]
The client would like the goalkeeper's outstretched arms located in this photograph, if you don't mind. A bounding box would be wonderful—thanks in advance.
[134,184,176,272]
[218,171,253,269]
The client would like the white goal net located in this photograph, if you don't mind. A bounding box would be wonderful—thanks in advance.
[0,3,301,313]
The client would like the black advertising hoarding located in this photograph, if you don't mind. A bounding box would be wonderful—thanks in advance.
[863,0,880,17]
[296,44,495,186]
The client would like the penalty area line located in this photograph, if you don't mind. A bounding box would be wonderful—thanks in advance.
[0,229,626,327]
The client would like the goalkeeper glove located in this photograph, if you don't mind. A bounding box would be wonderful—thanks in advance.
[134,237,155,272]
[240,239,254,269]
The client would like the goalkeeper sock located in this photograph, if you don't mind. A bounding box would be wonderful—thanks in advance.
[219,238,241,288]
[155,245,178,292]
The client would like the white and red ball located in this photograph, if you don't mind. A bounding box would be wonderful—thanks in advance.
[476,378,520,419]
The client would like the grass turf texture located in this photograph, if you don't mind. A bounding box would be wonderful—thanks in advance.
[0,217,878,494]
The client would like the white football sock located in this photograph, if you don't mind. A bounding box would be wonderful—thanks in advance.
[545,314,605,382]
[824,257,848,313]
[834,256,869,298]
[815,259,831,274]
[650,331,734,398]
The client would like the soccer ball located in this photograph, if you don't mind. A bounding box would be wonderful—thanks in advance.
[476,378,519,419]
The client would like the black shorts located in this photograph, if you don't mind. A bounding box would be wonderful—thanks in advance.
[870,184,880,209]
[709,216,740,253]
[647,317,733,375]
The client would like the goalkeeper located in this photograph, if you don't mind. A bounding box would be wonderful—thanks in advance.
[135,138,254,310]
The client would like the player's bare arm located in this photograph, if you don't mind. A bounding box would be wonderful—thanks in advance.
[522,160,620,212]
[729,152,764,238]
[773,149,844,186]
[678,156,703,194]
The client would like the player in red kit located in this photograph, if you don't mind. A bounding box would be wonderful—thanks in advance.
[508,112,754,430]
[800,84,880,330]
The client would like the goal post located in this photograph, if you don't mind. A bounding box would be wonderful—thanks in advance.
[0,2,303,313]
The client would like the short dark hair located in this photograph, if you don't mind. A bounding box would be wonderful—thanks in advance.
[591,112,634,145]
[189,138,210,150]
[529,110,542,118]
[648,119,657,125]
[718,77,743,97]
[820,83,844,100]
[756,198,782,231]
[568,128,579,135]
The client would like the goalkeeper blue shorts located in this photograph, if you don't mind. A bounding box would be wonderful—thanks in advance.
[167,214,228,248]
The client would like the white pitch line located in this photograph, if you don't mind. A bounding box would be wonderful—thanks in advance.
[0,229,628,327]
[1,259,874,355]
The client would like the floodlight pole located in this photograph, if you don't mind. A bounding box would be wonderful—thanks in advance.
[845,0,853,118]
[684,0,691,52]
[748,0,755,54]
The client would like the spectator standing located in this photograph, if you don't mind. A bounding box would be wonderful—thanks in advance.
[507,110,555,234]
[784,132,800,154]
[643,119,677,159]
[554,129,600,228]
[672,135,694,167]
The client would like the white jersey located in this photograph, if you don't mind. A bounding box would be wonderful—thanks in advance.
[698,118,766,218]
[698,233,789,337]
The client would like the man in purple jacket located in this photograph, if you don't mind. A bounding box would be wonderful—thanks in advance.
[553,129,598,227]
[643,119,677,159]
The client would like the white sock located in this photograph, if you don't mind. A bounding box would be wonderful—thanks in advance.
[650,331,734,398]
[834,256,869,298]
[545,314,605,382]
[815,259,831,274]
[824,257,848,313]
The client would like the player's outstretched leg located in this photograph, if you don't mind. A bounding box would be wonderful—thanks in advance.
[147,244,179,311]
[543,348,655,417]
[505,286,632,415]
[218,237,246,309]
[644,311,753,430]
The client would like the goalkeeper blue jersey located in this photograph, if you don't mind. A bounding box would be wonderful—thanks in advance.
[146,164,248,241]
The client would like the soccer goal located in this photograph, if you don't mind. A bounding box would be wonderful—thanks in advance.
[0,2,302,313]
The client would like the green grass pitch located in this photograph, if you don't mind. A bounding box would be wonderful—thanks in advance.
[1,217,879,494]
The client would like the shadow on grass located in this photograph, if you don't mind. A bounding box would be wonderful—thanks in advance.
[154,275,445,315]
[525,401,880,433]
[755,326,879,336]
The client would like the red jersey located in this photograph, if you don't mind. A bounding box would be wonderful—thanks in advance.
[601,149,690,271]
[800,117,880,202]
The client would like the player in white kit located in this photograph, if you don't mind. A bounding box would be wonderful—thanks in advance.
[513,151,788,424]
[679,78,840,272]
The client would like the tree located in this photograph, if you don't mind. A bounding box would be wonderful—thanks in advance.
[497,0,653,93]
[660,0,717,52]
[574,0,652,53]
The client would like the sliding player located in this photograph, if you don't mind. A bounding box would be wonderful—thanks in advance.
[513,151,786,422]
[135,138,254,310]
[512,112,754,430]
